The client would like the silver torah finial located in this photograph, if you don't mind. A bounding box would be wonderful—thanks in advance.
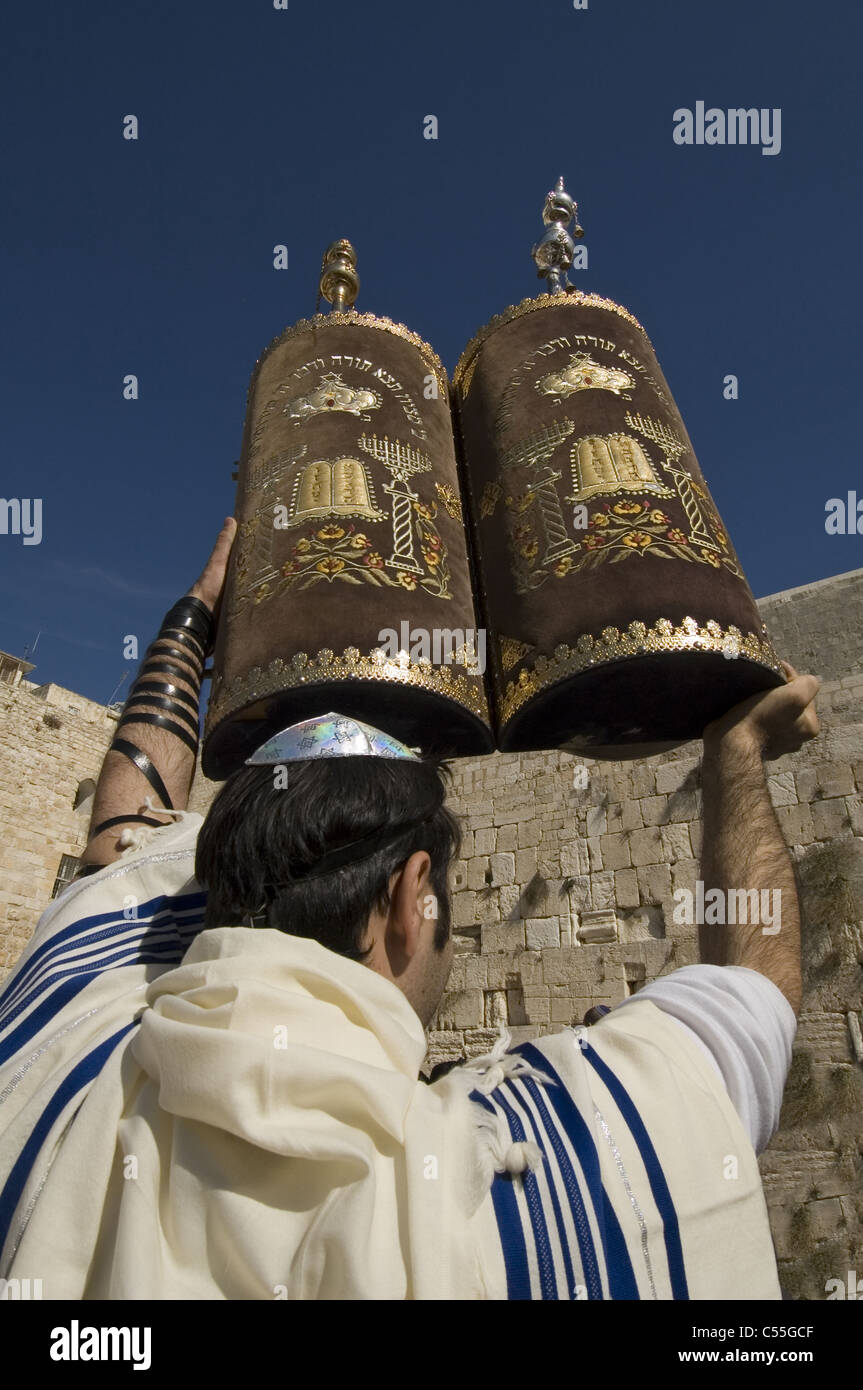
[531,175,585,293]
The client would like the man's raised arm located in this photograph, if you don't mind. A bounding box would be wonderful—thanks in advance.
[699,661,820,1016]
[78,517,236,874]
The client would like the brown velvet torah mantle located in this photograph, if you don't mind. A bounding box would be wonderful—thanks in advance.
[452,290,784,758]
[203,311,494,778]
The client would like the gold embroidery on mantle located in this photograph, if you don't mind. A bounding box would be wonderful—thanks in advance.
[569,434,673,502]
[499,617,784,725]
[282,372,382,424]
[624,412,721,556]
[480,481,503,518]
[286,458,385,526]
[499,636,534,671]
[206,643,490,736]
[435,481,463,521]
[537,353,634,402]
[453,290,653,391]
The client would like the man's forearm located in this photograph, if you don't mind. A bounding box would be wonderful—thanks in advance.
[80,599,212,869]
[700,729,802,1014]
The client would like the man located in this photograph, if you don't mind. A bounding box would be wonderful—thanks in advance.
[0,520,819,1299]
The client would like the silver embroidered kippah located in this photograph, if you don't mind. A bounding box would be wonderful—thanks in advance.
[245,712,422,765]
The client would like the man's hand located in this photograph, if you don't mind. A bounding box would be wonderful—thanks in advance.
[703,661,820,762]
[187,516,237,621]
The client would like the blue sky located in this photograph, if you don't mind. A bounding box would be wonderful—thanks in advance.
[1,0,860,705]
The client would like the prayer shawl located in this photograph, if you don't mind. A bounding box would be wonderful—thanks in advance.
[0,815,781,1300]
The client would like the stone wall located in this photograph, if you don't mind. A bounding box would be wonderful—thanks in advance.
[0,665,117,973]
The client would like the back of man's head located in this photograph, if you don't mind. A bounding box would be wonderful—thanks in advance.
[195,755,460,964]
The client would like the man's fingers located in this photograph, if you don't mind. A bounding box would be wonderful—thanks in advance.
[188,518,238,612]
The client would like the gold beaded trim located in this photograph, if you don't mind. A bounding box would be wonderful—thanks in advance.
[499,616,784,726]
[452,291,653,391]
[205,643,491,734]
[247,310,450,405]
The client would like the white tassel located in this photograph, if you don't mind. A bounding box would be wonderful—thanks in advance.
[472,1103,545,1179]
[461,1024,553,1095]
[118,799,191,855]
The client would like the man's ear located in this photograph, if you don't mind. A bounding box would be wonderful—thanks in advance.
[388,851,432,960]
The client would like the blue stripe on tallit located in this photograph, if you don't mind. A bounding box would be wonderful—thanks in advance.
[504,1078,580,1300]
[0,1021,138,1256]
[0,892,206,1017]
[491,1087,559,1299]
[510,1068,604,1300]
[471,1093,533,1300]
[583,1042,689,1300]
[515,1044,638,1300]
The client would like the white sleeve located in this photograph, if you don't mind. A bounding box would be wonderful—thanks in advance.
[613,964,797,1154]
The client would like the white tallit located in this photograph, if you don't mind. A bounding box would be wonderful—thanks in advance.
[0,815,782,1299]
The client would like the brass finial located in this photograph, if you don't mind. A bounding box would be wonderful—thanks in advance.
[531,176,584,293]
[319,239,359,311]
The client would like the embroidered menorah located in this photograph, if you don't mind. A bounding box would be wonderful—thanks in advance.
[357,432,432,573]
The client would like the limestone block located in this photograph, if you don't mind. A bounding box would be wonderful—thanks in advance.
[621,800,644,831]
[795,768,817,803]
[560,839,590,877]
[629,765,657,799]
[498,885,522,919]
[587,838,603,872]
[586,807,607,838]
[576,909,617,944]
[635,862,672,906]
[474,826,497,856]
[591,871,616,909]
[614,868,640,908]
[496,824,519,852]
[525,917,560,950]
[811,798,851,841]
[519,820,542,848]
[467,857,490,890]
[551,998,578,1024]
[515,847,538,881]
[660,823,692,862]
[768,772,798,806]
[655,759,699,795]
[517,951,544,986]
[816,765,856,799]
[671,858,699,898]
[436,989,484,1030]
[521,988,551,1023]
[541,947,588,984]
[628,826,663,866]
[564,875,592,912]
[847,795,863,835]
[599,831,631,870]
[481,921,525,953]
[490,852,515,886]
[451,859,468,891]
[667,790,700,823]
[639,795,667,827]
[452,891,478,928]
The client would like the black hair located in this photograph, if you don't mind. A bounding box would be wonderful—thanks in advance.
[195,755,461,960]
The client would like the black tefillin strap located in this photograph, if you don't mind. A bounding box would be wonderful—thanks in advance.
[102,597,214,819]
